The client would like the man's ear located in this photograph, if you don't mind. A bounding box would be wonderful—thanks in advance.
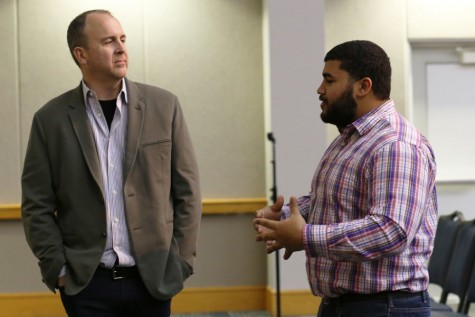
[73,47,87,65]
[356,77,372,96]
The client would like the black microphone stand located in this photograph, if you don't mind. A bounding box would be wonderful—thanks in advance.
[267,132,281,317]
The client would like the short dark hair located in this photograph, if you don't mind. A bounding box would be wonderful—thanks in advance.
[324,40,391,100]
[67,9,112,66]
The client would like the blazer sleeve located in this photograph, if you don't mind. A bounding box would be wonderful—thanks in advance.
[170,96,202,270]
[21,114,65,292]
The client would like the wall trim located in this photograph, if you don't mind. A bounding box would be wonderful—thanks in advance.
[0,286,320,317]
[0,204,20,220]
[0,198,268,221]
[265,287,321,316]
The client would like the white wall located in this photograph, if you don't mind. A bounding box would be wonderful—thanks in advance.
[407,0,475,220]
[407,0,475,40]
[264,0,326,291]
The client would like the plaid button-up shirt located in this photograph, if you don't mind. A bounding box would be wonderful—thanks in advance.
[283,99,438,298]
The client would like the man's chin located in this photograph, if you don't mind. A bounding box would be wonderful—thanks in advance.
[114,71,128,80]
[320,112,331,124]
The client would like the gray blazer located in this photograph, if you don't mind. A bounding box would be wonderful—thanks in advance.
[21,79,201,300]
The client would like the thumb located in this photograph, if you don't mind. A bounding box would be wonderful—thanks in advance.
[289,196,300,216]
[271,195,285,212]
[283,249,293,260]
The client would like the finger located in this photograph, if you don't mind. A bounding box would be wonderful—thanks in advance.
[266,240,275,247]
[283,249,293,260]
[257,223,270,234]
[256,207,269,218]
[272,195,285,212]
[253,218,277,230]
[265,240,283,254]
[255,209,264,218]
[289,196,300,216]
[255,229,276,242]
[257,224,269,234]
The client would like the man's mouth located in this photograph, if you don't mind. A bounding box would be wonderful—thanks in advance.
[319,96,327,108]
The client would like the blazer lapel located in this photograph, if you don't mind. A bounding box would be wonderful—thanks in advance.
[68,84,105,196]
[124,79,145,180]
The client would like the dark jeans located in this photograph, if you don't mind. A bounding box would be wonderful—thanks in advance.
[317,290,431,317]
[59,267,171,317]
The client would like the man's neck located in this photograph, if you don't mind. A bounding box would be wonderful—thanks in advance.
[355,97,389,120]
[83,77,123,100]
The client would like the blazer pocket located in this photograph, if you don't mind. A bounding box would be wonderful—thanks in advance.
[138,139,173,221]
[141,139,172,147]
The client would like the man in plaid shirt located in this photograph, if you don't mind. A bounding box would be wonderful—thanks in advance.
[254,40,437,317]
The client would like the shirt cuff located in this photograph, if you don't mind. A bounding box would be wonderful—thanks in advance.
[280,205,290,220]
[303,224,329,257]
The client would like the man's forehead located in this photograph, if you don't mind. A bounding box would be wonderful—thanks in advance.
[322,60,347,77]
[86,13,120,28]
[84,13,124,37]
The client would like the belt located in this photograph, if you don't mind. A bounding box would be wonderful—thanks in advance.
[323,290,426,305]
[97,265,139,280]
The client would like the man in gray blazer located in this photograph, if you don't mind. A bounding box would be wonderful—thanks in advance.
[21,9,201,317]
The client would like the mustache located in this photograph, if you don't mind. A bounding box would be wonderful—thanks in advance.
[319,95,327,102]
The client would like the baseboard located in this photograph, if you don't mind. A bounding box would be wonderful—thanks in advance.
[172,286,267,313]
[0,286,321,317]
[0,292,66,317]
[265,287,321,316]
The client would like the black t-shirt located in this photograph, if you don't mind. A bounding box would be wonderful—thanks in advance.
[99,99,117,130]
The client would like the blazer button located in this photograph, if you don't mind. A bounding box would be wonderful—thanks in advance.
[102,232,107,237]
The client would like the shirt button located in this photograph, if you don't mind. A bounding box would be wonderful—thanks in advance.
[114,217,119,223]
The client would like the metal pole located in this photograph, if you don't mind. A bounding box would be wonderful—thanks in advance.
[267,132,281,317]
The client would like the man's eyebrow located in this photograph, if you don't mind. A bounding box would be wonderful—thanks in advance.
[322,72,334,79]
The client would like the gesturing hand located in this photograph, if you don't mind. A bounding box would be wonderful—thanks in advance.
[254,196,305,260]
[254,195,284,254]
[255,195,284,230]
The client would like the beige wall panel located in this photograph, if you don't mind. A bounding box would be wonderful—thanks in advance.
[0,0,21,203]
[0,0,45,294]
[185,214,266,287]
[0,222,46,292]
[17,0,265,199]
[143,0,266,198]
[0,214,266,292]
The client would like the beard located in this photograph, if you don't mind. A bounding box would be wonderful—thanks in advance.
[320,84,357,129]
